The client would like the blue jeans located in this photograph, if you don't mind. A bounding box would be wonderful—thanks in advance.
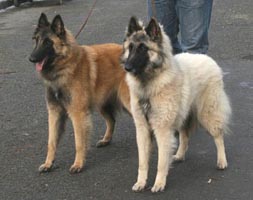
[147,0,213,54]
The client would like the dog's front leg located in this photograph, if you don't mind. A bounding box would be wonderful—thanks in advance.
[151,128,175,193]
[39,104,67,173]
[131,97,152,192]
[132,122,152,192]
[68,110,92,173]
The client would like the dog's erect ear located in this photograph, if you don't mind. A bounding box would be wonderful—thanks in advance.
[51,15,65,37]
[145,18,162,42]
[127,16,142,36]
[38,13,50,28]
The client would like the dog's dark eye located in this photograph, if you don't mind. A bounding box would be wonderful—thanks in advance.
[44,39,52,46]
[129,43,134,52]
[138,43,147,52]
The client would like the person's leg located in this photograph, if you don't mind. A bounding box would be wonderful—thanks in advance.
[147,0,182,54]
[176,0,213,54]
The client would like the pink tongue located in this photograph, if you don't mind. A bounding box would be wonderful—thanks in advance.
[36,58,46,71]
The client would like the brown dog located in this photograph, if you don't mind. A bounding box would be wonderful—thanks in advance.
[29,13,130,173]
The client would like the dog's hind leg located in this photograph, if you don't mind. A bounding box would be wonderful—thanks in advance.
[174,112,196,162]
[203,122,228,170]
[213,134,227,169]
[199,114,228,169]
[96,104,116,147]
[197,86,231,169]
[173,130,189,162]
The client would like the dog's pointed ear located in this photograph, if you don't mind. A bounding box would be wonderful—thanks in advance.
[127,16,142,36]
[51,15,65,38]
[145,18,162,42]
[38,13,50,28]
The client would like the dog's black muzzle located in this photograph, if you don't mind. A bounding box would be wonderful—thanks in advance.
[29,55,39,63]
[124,63,139,75]
[124,63,133,72]
[29,47,48,63]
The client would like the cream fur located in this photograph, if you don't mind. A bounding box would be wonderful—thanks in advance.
[127,25,232,193]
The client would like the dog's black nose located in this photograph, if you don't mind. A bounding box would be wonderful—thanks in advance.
[29,55,37,63]
[124,63,133,72]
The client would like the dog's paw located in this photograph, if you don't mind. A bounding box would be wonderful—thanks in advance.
[217,159,228,170]
[38,163,53,173]
[69,164,83,174]
[173,154,185,162]
[96,139,111,148]
[132,181,146,192]
[151,182,166,193]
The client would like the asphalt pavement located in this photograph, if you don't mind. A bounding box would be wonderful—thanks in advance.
[0,0,253,199]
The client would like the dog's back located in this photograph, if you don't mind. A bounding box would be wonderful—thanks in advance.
[175,53,223,91]
[174,53,231,134]
[82,44,128,107]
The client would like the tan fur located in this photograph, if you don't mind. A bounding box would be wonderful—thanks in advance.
[38,31,130,173]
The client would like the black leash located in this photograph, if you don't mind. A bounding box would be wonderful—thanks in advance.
[75,0,98,39]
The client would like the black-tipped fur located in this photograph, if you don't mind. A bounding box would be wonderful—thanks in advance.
[127,16,142,36]
[38,13,50,28]
[145,18,162,43]
[51,15,66,38]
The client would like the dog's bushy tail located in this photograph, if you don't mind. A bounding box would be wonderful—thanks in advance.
[219,90,232,135]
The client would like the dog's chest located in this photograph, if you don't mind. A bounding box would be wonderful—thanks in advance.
[138,98,151,121]
[46,86,71,107]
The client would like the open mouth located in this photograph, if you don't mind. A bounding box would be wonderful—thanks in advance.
[36,56,48,72]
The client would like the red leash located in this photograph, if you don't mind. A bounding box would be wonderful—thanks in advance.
[75,0,98,39]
